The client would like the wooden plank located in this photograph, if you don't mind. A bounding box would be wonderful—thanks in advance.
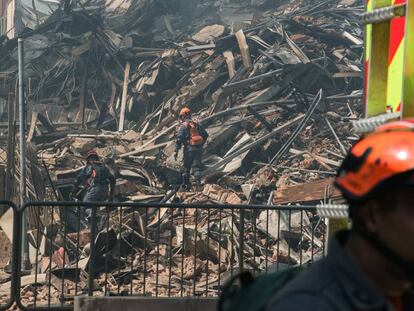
[119,123,176,158]
[26,111,38,143]
[137,142,169,154]
[274,178,341,204]
[118,62,131,132]
[223,51,235,78]
[235,30,252,68]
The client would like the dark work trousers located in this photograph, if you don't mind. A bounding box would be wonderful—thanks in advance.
[65,185,109,232]
[182,148,203,184]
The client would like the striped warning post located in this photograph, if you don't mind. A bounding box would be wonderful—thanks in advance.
[366,0,392,117]
[365,0,373,114]
[387,0,406,113]
[403,0,414,117]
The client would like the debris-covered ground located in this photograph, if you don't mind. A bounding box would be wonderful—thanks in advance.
[0,0,363,306]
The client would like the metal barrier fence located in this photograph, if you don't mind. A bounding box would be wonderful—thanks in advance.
[12,201,327,310]
[0,200,19,311]
[0,16,5,36]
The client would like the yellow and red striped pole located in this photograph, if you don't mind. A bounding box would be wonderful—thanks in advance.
[403,0,414,117]
[365,0,373,112]
[366,0,392,117]
[386,0,406,113]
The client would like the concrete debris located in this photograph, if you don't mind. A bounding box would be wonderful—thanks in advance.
[0,0,363,205]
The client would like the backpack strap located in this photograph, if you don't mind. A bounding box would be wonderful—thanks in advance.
[183,120,198,128]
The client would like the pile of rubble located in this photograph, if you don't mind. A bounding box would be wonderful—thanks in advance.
[0,0,363,306]
[1,0,363,202]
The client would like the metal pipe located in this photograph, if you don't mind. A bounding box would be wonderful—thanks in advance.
[5,90,14,202]
[18,38,30,271]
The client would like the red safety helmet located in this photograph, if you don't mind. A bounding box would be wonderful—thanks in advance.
[335,119,414,201]
[179,107,191,117]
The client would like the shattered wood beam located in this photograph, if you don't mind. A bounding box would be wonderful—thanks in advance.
[119,62,131,132]
[26,111,38,143]
[268,164,336,175]
[67,134,120,139]
[247,106,273,132]
[119,123,177,158]
[206,115,305,173]
[289,148,342,168]
[235,30,252,68]
[32,129,100,144]
[223,51,236,79]
[135,142,170,154]
[285,31,310,64]
[324,117,347,155]
[222,69,283,93]
[201,100,294,126]
[80,62,89,129]
[309,153,341,167]
[186,43,216,52]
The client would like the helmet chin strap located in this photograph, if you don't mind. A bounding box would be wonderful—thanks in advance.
[357,227,414,280]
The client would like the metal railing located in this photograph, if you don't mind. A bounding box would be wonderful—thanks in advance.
[0,201,329,310]
[0,200,18,311]
[16,202,327,310]
[0,16,5,36]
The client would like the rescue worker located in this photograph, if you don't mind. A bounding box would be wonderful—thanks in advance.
[71,150,116,203]
[174,107,209,190]
[69,150,116,228]
[267,120,414,311]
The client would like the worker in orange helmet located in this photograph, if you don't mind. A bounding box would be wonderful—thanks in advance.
[267,120,414,311]
[175,107,209,191]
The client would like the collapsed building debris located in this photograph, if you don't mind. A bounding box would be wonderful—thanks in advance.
[0,0,363,306]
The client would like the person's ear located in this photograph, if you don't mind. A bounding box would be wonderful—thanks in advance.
[359,200,382,233]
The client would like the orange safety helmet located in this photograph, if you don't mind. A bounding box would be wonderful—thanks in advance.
[335,119,414,201]
[179,107,191,117]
